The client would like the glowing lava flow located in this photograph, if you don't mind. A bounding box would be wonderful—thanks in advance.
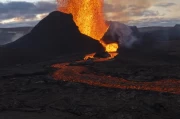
[52,63,180,95]
[101,41,119,53]
[57,0,118,53]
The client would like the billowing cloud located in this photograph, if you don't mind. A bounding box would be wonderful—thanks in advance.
[156,3,176,7]
[0,1,56,27]
[104,0,180,27]
[0,0,180,27]
[104,0,156,23]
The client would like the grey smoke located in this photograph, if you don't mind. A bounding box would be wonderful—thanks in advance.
[10,33,24,43]
[105,21,138,48]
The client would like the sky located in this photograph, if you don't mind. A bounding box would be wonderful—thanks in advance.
[0,0,180,27]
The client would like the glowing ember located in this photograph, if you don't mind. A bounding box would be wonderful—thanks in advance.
[84,52,118,60]
[57,0,118,53]
[84,53,96,60]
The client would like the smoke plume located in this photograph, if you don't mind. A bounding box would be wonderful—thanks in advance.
[104,21,138,48]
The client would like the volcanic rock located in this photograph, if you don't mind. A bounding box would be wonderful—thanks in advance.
[94,52,111,58]
[129,26,141,38]
[0,11,104,67]
[169,24,180,40]
[69,59,94,66]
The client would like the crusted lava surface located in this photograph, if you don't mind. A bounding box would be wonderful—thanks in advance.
[1,38,180,118]
[0,54,180,119]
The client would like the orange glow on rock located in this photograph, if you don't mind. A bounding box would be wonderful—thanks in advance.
[52,63,180,95]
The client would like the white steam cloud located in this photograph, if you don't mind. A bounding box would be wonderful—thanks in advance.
[107,21,138,48]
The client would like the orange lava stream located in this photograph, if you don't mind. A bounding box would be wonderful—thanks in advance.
[52,63,180,95]
[57,0,118,53]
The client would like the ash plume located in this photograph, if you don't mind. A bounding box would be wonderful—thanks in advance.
[103,21,138,48]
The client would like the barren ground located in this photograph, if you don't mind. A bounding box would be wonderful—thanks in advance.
[0,49,180,119]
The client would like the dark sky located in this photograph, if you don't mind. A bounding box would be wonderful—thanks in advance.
[0,0,180,27]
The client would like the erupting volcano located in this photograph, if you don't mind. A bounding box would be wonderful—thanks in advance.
[57,0,118,53]
[1,0,180,118]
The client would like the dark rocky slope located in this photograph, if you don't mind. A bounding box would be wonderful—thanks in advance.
[0,11,104,67]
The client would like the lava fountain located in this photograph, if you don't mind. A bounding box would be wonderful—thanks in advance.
[57,0,118,53]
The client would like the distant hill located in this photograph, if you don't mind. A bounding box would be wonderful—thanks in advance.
[139,25,180,41]
[1,24,180,46]
[0,27,32,33]
[138,26,172,33]
[0,27,32,45]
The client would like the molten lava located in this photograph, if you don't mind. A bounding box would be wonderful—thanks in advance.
[52,63,180,95]
[102,42,119,52]
[57,0,118,53]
